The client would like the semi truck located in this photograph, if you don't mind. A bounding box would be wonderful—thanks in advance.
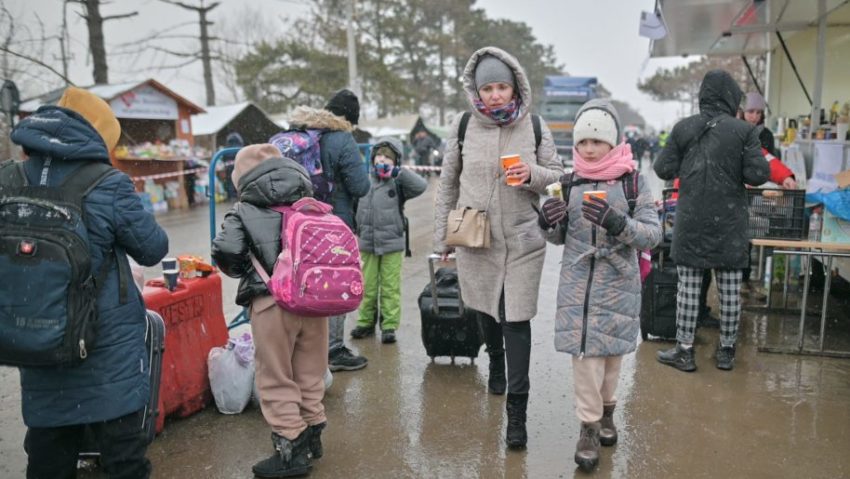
[540,76,599,167]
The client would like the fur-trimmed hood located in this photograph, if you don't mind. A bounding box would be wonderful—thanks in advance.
[289,106,354,132]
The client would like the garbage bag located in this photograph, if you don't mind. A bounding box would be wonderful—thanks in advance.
[208,333,255,414]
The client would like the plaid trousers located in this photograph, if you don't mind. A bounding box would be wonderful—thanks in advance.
[676,266,743,347]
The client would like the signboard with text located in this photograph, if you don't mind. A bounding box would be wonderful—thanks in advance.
[110,85,178,120]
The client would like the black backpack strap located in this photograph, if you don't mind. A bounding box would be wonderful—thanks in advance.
[457,112,472,161]
[62,162,130,303]
[621,170,639,217]
[61,162,117,198]
[531,114,542,153]
[394,181,411,257]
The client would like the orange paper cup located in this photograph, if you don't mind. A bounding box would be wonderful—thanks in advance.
[500,154,523,186]
[583,190,607,202]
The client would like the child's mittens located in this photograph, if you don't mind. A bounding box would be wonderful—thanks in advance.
[581,196,626,235]
[539,197,567,229]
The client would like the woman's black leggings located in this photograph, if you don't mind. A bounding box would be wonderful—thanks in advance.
[480,291,531,394]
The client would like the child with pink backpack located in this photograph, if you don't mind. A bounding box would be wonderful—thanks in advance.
[212,144,362,478]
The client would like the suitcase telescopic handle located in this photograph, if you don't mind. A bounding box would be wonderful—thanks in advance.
[427,254,464,316]
[659,187,678,269]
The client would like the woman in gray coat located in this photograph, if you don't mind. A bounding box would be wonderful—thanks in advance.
[433,46,563,449]
[539,100,661,471]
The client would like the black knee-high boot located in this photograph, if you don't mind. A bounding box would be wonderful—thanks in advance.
[503,320,531,448]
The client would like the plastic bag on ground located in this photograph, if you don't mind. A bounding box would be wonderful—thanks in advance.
[208,333,255,414]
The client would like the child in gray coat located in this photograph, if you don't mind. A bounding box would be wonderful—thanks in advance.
[350,137,427,344]
[538,100,661,472]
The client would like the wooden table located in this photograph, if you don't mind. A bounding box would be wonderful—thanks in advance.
[751,238,850,357]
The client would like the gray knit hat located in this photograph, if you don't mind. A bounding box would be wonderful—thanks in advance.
[474,55,515,91]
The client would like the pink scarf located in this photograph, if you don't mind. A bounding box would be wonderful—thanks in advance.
[573,142,636,181]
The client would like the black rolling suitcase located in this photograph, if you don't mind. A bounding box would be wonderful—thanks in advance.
[640,188,678,341]
[79,310,165,460]
[418,254,483,363]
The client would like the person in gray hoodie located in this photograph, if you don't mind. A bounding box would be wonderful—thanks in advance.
[350,137,427,344]
[539,99,661,471]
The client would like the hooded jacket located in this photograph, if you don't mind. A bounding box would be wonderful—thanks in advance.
[289,106,370,228]
[654,70,770,269]
[211,158,314,306]
[355,137,428,255]
[9,106,168,427]
[544,96,661,356]
[433,46,563,322]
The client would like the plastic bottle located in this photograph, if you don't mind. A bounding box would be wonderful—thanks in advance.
[808,209,822,242]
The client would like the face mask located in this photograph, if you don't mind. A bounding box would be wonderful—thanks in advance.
[374,163,393,179]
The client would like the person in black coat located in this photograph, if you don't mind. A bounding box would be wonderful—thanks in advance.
[653,70,770,372]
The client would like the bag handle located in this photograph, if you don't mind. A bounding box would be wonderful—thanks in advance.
[249,253,272,285]
[290,197,333,214]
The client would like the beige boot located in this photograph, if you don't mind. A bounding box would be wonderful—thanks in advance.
[600,404,617,446]
[574,421,601,471]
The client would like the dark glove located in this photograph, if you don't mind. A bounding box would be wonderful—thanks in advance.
[582,196,626,235]
[538,198,567,229]
[391,166,401,178]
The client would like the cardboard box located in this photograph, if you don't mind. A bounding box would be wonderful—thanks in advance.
[821,209,850,244]
[835,170,850,189]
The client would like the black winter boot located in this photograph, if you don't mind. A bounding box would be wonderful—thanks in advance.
[505,393,528,449]
[308,422,326,459]
[488,352,506,395]
[481,315,506,395]
[599,404,617,446]
[252,430,312,478]
[574,421,601,471]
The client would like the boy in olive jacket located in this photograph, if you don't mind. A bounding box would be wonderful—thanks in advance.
[350,137,427,343]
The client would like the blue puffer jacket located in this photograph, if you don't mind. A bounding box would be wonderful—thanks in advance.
[10,106,169,428]
[289,106,370,228]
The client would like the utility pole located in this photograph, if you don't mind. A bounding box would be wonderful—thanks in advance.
[160,0,220,106]
[346,0,360,100]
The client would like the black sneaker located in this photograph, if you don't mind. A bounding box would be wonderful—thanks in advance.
[328,346,368,372]
[381,329,396,344]
[715,346,736,371]
[350,325,375,339]
[656,344,697,372]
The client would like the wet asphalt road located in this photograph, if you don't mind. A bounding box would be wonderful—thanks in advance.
[1,165,850,478]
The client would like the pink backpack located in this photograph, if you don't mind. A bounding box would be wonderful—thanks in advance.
[249,198,363,317]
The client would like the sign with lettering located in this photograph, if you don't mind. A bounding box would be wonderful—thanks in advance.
[110,84,178,120]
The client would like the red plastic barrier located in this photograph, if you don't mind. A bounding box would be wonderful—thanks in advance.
[142,273,228,434]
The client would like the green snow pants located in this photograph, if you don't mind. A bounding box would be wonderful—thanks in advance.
[357,251,403,331]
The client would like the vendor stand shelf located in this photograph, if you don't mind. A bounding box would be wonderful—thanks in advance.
[751,238,850,357]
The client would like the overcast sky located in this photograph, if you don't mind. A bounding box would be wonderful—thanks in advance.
[9,0,690,129]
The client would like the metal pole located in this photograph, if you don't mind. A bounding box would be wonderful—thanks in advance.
[818,256,833,351]
[346,0,360,99]
[776,32,813,107]
[811,0,827,139]
[208,147,241,259]
[797,250,812,352]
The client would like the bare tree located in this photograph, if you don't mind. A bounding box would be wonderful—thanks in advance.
[68,0,138,84]
[213,5,280,104]
[160,0,220,105]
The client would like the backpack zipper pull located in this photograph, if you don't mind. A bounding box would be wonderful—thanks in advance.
[79,339,88,359]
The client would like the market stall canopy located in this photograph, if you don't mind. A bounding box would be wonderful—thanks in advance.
[19,79,205,118]
[192,102,281,149]
[650,0,850,57]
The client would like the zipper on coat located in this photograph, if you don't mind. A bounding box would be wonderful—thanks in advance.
[580,182,599,357]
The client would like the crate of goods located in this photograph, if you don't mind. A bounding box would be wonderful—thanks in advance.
[747,189,806,240]
[142,272,228,433]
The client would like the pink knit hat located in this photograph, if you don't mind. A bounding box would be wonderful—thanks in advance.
[231,143,281,192]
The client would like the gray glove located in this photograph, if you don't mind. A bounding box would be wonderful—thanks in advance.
[539,198,567,229]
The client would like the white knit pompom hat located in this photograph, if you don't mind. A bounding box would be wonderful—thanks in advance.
[573,108,619,148]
